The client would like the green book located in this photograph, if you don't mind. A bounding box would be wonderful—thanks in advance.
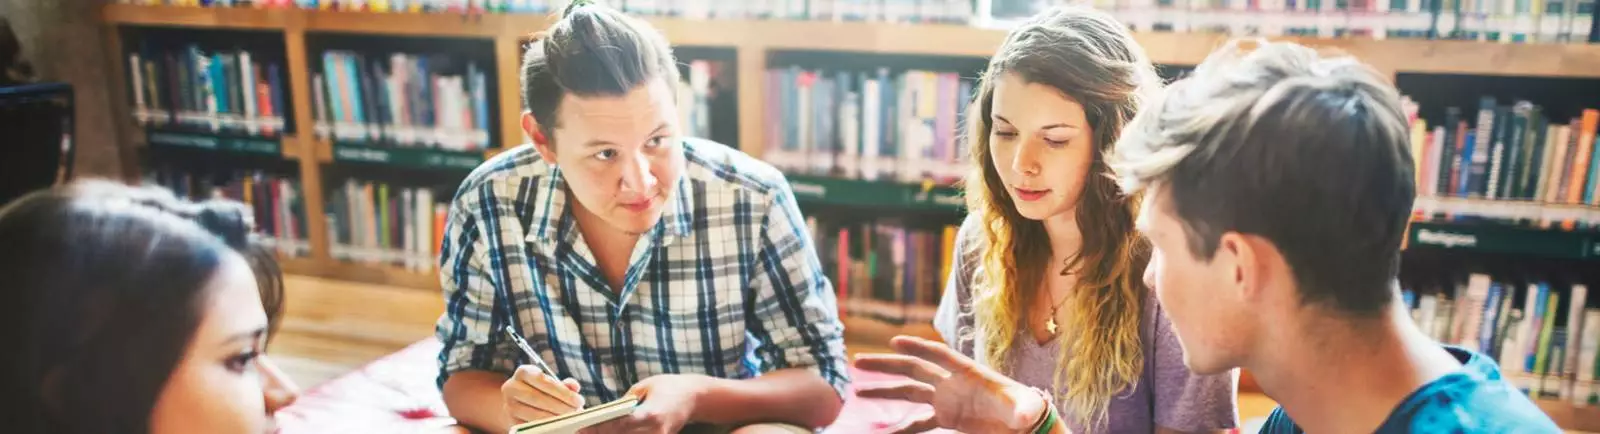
[1535,292,1561,379]
[379,183,390,251]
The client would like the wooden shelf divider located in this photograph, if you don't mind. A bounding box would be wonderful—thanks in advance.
[279,256,440,291]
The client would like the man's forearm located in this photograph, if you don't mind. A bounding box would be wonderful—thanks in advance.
[689,368,843,428]
[443,370,517,433]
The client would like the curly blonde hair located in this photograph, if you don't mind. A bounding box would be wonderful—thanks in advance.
[961,5,1160,428]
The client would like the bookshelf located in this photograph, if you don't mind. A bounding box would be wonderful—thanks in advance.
[104,4,1600,427]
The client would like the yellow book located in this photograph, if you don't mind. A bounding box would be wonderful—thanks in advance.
[372,0,392,12]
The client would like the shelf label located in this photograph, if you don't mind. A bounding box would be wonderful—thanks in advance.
[790,181,827,198]
[333,145,391,163]
[1409,222,1593,260]
[1414,229,1478,248]
[332,142,484,170]
[149,131,280,156]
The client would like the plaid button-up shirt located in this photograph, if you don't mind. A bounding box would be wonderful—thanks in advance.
[434,138,850,405]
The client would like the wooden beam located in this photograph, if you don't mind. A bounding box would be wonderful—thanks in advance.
[283,28,330,261]
[494,35,526,152]
[735,45,766,157]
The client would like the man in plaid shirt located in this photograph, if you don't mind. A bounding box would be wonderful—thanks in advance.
[434,3,848,434]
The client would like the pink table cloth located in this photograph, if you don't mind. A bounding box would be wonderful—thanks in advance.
[273,339,949,433]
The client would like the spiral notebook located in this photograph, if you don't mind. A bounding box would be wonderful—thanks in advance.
[507,396,641,434]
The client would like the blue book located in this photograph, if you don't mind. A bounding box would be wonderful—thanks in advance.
[416,56,433,131]
[1586,134,1600,203]
[210,53,228,122]
[267,63,284,124]
[1457,131,1477,196]
[345,53,365,126]
[1526,282,1550,373]
[322,52,345,129]
[1479,283,1503,355]
[470,63,490,139]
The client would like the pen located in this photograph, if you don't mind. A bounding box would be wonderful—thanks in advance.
[502,324,560,380]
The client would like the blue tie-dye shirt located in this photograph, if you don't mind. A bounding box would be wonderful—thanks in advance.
[1259,345,1559,434]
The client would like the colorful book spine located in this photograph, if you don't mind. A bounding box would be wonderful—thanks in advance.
[326,179,447,268]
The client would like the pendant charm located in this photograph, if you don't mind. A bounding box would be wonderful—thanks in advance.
[1046,317,1059,335]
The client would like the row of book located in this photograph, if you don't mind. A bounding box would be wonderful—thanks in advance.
[1404,98,1599,229]
[1022,0,1599,43]
[765,67,975,184]
[115,0,1599,43]
[113,0,980,23]
[1404,274,1599,404]
[313,50,492,151]
[807,217,958,324]
[325,179,448,272]
[144,168,312,257]
[127,46,289,136]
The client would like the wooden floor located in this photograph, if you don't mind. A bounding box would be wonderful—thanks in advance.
[270,274,1283,424]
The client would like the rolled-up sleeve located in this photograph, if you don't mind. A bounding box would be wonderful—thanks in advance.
[744,180,851,398]
[434,187,517,389]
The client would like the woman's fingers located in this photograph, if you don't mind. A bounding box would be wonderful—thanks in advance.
[855,380,936,404]
[889,336,978,375]
[853,353,950,385]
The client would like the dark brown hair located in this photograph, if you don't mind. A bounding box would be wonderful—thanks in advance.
[1111,40,1415,315]
[0,180,285,433]
[520,2,678,142]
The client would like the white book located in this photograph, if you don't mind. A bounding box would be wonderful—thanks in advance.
[861,75,881,181]
[276,181,293,257]
[1521,283,1543,374]
[417,188,435,271]
[1419,294,1440,340]
[1577,309,1600,406]
[130,54,148,123]
[838,90,861,179]
[241,51,259,135]
[1566,284,1589,399]
[1459,274,1492,351]
[313,74,331,139]
[402,188,416,271]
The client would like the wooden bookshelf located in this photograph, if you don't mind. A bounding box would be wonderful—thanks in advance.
[104,4,1600,80]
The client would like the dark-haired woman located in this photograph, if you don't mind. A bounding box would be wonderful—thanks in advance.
[434,2,847,434]
[0,179,298,433]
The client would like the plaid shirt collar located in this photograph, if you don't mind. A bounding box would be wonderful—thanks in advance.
[521,157,697,248]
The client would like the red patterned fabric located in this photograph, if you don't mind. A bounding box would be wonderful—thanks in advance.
[273,340,952,433]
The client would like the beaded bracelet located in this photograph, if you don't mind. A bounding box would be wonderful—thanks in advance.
[1027,387,1060,434]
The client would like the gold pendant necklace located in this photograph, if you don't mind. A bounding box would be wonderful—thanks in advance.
[1046,256,1076,336]
[1047,309,1060,335]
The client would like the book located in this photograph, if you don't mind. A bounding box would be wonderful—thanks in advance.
[508,396,640,434]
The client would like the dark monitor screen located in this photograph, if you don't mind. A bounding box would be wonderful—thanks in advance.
[0,82,73,207]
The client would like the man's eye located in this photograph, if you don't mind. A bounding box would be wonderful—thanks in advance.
[645,136,667,148]
[595,150,617,161]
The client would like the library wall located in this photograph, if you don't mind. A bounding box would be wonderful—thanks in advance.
[2,0,132,179]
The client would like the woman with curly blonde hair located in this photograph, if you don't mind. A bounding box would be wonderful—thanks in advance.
[855,6,1238,433]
